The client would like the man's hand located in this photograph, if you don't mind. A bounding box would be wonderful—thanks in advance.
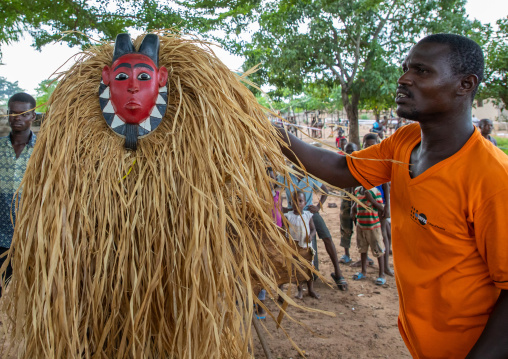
[308,205,320,213]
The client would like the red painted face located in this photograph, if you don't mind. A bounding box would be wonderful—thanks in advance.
[102,54,168,124]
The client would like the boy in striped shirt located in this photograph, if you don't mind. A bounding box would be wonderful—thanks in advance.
[351,186,386,285]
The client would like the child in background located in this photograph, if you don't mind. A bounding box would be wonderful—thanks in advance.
[362,133,393,276]
[351,185,387,285]
[256,167,283,319]
[284,190,320,299]
[335,127,346,148]
[339,142,358,264]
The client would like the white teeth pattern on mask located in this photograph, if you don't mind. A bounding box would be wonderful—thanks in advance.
[140,118,151,132]
[103,101,115,113]
[111,115,124,129]
[100,87,110,99]
[150,106,162,119]
[156,94,165,104]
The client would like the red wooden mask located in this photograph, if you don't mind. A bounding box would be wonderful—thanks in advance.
[99,34,168,150]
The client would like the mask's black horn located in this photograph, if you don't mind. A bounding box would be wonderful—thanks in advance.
[138,34,159,67]
[112,34,135,63]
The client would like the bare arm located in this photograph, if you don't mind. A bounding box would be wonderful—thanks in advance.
[308,183,329,213]
[276,128,360,188]
[364,190,385,219]
[382,182,391,218]
[466,290,508,358]
[308,217,317,241]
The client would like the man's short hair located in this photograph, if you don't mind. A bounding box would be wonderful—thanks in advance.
[8,93,36,111]
[479,118,492,126]
[418,34,484,98]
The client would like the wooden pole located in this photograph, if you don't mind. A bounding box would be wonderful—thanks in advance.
[252,316,273,359]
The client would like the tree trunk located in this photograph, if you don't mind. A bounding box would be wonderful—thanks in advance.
[342,90,361,147]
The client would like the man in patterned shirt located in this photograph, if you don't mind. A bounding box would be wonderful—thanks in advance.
[0,93,37,297]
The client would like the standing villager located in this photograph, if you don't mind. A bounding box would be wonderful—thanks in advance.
[0,93,37,297]
[479,118,497,146]
[275,34,508,358]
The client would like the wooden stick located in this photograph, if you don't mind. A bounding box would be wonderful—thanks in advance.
[252,316,273,359]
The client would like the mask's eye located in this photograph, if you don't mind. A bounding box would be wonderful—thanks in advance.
[115,73,129,80]
[137,72,151,80]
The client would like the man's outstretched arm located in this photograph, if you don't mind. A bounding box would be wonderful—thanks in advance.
[466,290,508,358]
[276,128,360,189]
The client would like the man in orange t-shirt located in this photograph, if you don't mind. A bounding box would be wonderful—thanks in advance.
[276,34,508,359]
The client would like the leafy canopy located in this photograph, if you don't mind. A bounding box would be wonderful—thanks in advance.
[0,0,213,53]
[187,0,472,144]
[0,76,24,105]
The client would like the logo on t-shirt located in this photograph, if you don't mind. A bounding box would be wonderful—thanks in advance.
[410,206,427,226]
[410,206,446,231]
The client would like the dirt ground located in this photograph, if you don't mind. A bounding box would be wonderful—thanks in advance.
[252,127,411,359]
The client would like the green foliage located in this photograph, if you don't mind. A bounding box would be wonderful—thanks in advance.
[494,137,508,155]
[35,79,58,112]
[0,1,214,56]
[190,0,472,144]
[0,76,24,105]
[474,17,508,110]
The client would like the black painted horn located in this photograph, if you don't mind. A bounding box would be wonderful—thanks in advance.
[112,34,135,63]
[138,34,160,67]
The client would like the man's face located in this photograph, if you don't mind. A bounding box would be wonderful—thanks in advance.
[480,120,493,135]
[8,101,35,132]
[102,54,168,124]
[396,42,460,121]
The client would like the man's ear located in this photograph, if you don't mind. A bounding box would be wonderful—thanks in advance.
[102,66,111,86]
[158,67,168,87]
[457,74,479,97]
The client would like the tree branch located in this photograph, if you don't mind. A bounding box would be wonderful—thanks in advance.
[349,30,362,88]
[331,26,349,85]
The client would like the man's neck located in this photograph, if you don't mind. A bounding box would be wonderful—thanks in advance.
[10,129,32,145]
[418,112,474,159]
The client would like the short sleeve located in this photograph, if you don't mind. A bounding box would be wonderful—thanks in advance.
[308,176,322,191]
[474,188,508,289]
[346,125,417,189]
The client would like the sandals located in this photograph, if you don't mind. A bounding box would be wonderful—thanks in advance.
[375,277,387,286]
[331,273,348,291]
[339,254,352,264]
[352,272,366,280]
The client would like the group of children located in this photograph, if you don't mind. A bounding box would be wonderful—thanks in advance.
[338,133,393,286]
[257,132,391,310]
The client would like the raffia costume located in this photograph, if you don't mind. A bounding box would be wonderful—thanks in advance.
[1,34,314,358]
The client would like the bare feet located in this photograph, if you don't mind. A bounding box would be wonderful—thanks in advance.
[309,290,320,299]
[385,268,394,276]
[295,290,303,300]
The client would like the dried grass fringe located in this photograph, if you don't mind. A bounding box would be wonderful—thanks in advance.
[0,33,328,358]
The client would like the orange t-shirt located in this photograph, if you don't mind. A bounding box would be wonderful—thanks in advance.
[347,123,508,359]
